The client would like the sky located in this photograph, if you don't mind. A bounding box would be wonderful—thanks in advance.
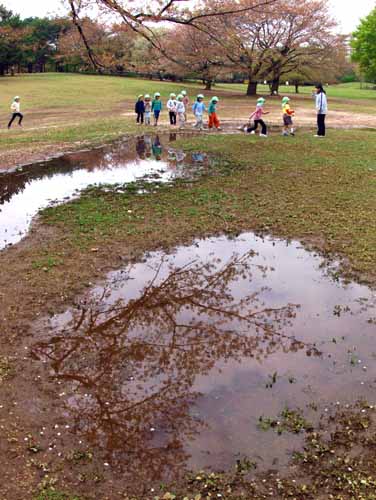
[3,0,376,33]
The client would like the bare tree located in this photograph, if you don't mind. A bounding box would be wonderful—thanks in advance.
[65,0,279,70]
[159,24,229,88]
[206,0,338,95]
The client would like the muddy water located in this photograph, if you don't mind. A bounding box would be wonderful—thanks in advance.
[30,232,376,487]
[0,133,204,250]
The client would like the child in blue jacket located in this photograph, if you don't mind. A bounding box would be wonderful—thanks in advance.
[152,93,163,126]
[192,94,206,130]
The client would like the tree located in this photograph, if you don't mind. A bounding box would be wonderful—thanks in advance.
[0,4,13,22]
[159,25,229,89]
[66,0,279,72]
[57,18,139,72]
[0,8,28,75]
[0,6,65,75]
[207,0,338,95]
[352,8,376,82]
[283,35,351,93]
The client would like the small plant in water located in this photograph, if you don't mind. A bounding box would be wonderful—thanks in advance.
[235,457,257,474]
[265,371,278,389]
[258,407,313,435]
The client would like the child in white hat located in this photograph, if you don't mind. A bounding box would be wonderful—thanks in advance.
[176,94,186,129]
[167,93,177,126]
[151,93,162,126]
[192,94,206,130]
[8,96,23,129]
[144,95,152,125]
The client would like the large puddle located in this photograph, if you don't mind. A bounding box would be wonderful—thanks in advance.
[0,133,204,250]
[31,232,376,486]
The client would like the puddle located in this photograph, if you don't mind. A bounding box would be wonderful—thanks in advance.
[0,133,205,250]
[31,232,376,485]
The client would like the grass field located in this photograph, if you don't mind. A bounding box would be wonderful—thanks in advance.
[1,73,376,170]
[1,73,376,499]
[219,81,376,100]
[1,74,374,111]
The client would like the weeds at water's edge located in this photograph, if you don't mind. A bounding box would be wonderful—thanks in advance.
[34,488,82,500]
[27,403,376,499]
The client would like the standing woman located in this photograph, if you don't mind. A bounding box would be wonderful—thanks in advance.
[314,84,328,137]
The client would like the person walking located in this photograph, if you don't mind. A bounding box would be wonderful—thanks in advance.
[314,84,328,137]
[247,98,269,137]
[8,96,23,129]
[192,94,206,130]
[181,90,189,121]
[167,93,177,125]
[281,96,295,136]
[176,94,186,129]
[135,95,145,125]
[151,92,163,126]
[208,96,221,130]
[144,95,152,125]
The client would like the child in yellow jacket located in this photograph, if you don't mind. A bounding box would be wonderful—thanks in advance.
[281,96,295,136]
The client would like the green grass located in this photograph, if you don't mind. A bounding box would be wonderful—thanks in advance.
[218,81,376,100]
[0,74,374,115]
[0,73,209,112]
[34,489,81,500]
[0,116,139,148]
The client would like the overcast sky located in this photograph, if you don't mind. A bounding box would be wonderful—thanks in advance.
[3,0,376,33]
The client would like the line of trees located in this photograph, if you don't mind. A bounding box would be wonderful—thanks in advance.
[0,5,67,75]
[0,0,357,94]
[352,7,376,83]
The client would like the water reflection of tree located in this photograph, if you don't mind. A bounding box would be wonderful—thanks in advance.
[32,251,318,484]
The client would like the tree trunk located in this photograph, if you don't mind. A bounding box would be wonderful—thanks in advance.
[205,79,212,90]
[270,78,280,95]
[246,80,258,96]
[295,83,300,94]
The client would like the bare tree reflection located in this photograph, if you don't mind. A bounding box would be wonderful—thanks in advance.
[32,250,318,483]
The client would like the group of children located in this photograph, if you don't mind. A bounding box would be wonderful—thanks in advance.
[241,95,295,137]
[244,84,327,138]
[135,92,221,131]
[134,91,297,136]
[7,85,326,138]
